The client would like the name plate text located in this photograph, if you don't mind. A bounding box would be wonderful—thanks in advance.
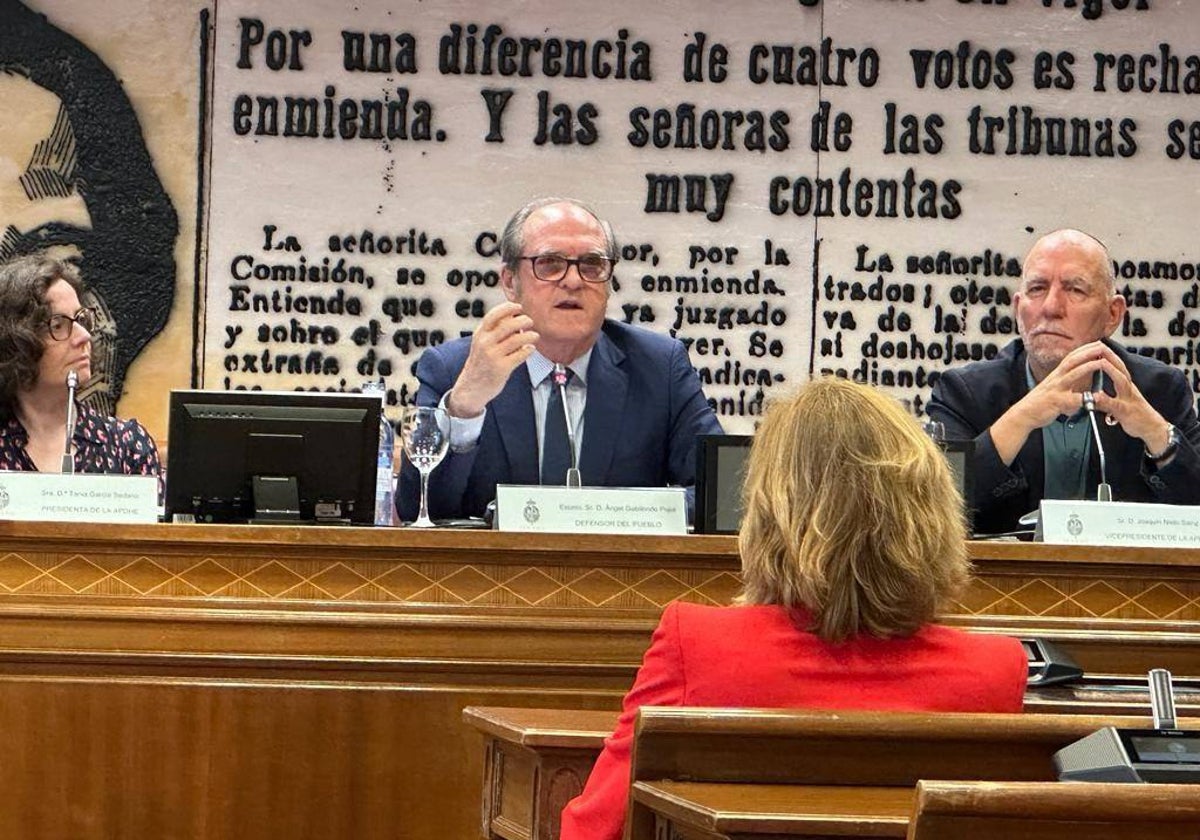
[495,485,687,535]
[0,472,158,524]
[1040,499,1200,548]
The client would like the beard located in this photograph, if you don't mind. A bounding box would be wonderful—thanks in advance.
[1023,335,1073,380]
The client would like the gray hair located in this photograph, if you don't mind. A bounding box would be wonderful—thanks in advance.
[498,197,618,271]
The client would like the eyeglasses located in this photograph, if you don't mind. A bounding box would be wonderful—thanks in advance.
[46,308,97,341]
[519,254,615,284]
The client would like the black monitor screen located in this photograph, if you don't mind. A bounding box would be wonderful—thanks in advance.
[694,435,753,534]
[695,434,974,536]
[165,390,381,525]
[940,439,976,534]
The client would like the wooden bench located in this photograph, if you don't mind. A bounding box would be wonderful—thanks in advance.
[623,708,1200,839]
[464,702,1200,839]
[907,780,1200,840]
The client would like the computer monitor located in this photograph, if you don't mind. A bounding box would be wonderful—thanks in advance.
[694,435,753,534]
[694,435,975,536]
[940,439,976,534]
[165,390,382,525]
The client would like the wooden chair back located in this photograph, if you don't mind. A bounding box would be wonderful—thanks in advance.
[630,707,1183,786]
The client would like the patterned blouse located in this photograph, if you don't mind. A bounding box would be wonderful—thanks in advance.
[0,403,161,478]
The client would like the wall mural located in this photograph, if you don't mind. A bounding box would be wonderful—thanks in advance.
[0,0,179,415]
[2,0,1198,439]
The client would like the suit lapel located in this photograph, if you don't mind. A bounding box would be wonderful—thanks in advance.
[1011,344,1046,501]
[492,365,539,485]
[579,332,627,484]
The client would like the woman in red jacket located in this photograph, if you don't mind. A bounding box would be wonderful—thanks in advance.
[559,377,1027,840]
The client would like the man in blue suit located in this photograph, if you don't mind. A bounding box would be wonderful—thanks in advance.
[397,197,723,521]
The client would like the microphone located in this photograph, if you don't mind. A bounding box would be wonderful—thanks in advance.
[1081,371,1112,502]
[61,369,78,474]
[1150,668,1177,730]
[552,364,581,487]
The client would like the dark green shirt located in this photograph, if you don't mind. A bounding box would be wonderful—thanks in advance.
[1027,365,1092,500]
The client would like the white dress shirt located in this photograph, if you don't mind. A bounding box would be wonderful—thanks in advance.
[443,348,591,474]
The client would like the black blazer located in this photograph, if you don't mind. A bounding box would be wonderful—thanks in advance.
[928,338,1200,534]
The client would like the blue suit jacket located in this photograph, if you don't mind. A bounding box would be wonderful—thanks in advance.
[397,319,724,520]
[928,338,1200,534]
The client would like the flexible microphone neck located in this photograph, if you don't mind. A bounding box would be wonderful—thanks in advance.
[1081,390,1111,502]
[552,364,581,487]
[61,369,78,474]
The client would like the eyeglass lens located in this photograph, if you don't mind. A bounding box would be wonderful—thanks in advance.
[531,254,612,282]
[49,309,95,341]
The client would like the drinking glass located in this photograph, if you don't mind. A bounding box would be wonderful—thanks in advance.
[401,406,449,528]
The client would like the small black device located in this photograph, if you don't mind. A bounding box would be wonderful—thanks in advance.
[693,435,752,534]
[165,389,382,525]
[1054,669,1200,783]
[1022,637,1084,687]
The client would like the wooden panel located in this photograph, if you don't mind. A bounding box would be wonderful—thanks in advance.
[465,707,614,840]
[629,781,912,839]
[0,677,618,840]
[907,781,1200,840]
[2,521,1200,622]
[628,707,1199,786]
[1,521,1200,838]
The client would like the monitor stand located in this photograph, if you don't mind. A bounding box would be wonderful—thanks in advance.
[250,475,303,524]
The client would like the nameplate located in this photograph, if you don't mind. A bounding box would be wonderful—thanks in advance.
[0,472,158,524]
[495,485,688,535]
[1040,499,1200,547]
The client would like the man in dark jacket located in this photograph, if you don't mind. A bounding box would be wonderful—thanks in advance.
[928,229,1200,534]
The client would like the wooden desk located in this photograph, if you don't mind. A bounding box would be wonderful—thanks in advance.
[0,520,1198,839]
[628,779,1200,840]
[1025,674,1200,714]
[908,780,1200,840]
[630,781,912,839]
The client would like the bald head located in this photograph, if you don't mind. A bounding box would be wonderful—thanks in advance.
[1015,228,1125,380]
[1022,229,1115,294]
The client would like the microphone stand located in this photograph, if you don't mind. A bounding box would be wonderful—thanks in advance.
[1081,390,1112,502]
[61,369,77,474]
[553,364,581,487]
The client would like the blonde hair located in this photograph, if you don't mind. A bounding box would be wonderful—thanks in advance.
[736,377,968,642]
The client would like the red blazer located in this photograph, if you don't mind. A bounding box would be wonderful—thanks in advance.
[559,601,1027,840]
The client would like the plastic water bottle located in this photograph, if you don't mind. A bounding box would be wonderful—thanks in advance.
[363,381,396,526]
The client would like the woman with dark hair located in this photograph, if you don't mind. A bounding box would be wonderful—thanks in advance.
[0,253,159,476]
[559,377,1026,840]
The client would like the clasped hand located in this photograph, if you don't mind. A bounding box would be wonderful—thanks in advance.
[1020,342,1168,449]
